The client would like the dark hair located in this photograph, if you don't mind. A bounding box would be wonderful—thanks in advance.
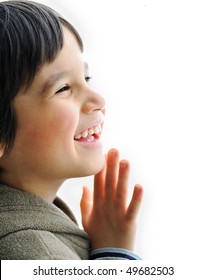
[0,0,83,154]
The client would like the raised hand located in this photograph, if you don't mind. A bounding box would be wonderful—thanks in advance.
[80,149,143,251]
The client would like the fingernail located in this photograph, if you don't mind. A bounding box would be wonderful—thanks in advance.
[120,160,127,169]
[109,149,117,157]
[135,185,143,196]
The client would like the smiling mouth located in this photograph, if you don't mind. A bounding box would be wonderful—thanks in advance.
[74,123,102,142]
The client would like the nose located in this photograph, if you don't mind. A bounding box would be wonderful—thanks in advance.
[82,87,105,114]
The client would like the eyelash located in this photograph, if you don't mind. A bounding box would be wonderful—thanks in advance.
[55,76,92,94]
[85,76,92,82]
[56,85,70,94]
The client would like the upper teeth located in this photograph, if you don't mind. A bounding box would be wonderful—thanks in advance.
[74,124,102,140]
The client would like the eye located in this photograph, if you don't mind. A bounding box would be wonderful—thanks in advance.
[55,84,71,94]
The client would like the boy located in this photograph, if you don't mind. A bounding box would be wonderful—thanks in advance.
[0,0,143,259]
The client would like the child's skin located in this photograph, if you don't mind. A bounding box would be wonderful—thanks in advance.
[0,26,143,251]
[81,150,143,251]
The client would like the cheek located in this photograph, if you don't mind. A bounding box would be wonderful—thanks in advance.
[16,102,78,153]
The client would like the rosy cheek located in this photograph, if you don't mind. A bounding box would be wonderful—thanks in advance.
[17,103,78,151]
[47,104,77,136]
[41,107,77,144]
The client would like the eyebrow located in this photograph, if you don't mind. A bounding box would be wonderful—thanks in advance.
[39,62,89,96]
[39,70,70,96]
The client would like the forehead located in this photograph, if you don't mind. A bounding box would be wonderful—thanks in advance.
[23,28,85,95]
[41,27,83,77]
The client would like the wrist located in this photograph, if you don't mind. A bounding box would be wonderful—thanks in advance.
[90,235,136,252]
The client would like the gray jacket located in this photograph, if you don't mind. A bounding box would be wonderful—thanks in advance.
[0,184,89,259]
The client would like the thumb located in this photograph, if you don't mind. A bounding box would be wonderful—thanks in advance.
[80,186,93,230]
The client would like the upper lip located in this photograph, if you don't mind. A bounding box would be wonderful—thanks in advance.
[74,114,105,137]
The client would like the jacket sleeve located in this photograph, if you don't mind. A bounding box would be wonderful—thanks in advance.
[89,248,142,260]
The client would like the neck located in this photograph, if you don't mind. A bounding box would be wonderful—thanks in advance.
[0,172,64,202]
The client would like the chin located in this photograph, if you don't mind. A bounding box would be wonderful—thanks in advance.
[78,153,105,178]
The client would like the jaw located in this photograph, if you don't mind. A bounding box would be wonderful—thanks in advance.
[72,141,105,176]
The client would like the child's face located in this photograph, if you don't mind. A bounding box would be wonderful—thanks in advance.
[2,27,105,186]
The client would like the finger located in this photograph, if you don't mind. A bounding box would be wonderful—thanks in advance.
[105,149,119,203]
[80,186,93,229]
[126,185,143,221]
[93,155,106,203]
[115,160,130,212]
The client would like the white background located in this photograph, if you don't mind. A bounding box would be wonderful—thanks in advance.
[37,0,206,261]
